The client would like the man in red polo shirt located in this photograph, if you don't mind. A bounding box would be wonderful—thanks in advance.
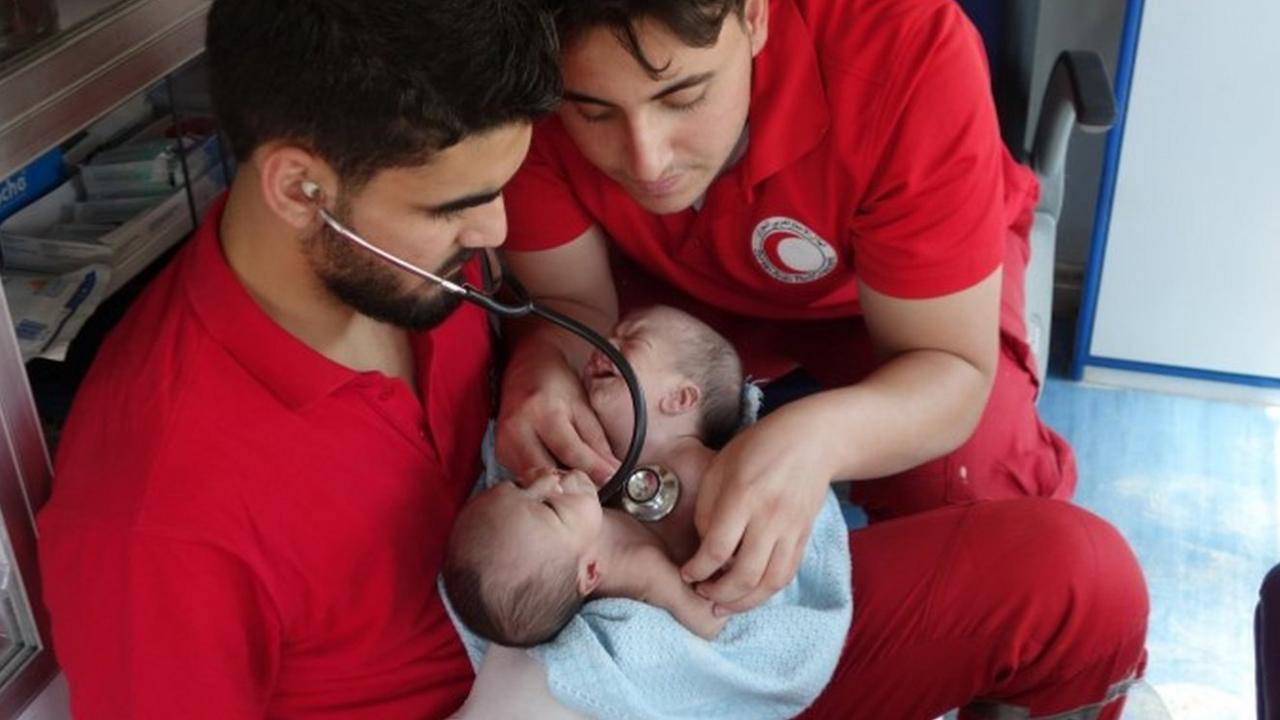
[36,1,561,717]
[38,0,1146,718]
[492,0,1147,717]
[499,0,1072,608]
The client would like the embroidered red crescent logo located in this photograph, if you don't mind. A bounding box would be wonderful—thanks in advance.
[751,216,837,284]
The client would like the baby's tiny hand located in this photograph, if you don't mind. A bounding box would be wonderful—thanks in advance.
[679,594,730,640]
[626,542,730,640]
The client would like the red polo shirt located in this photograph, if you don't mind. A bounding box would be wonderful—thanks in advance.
[38,197,490,719]
[505,0,1035,334]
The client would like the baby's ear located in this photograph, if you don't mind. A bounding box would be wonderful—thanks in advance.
[658,381,701,416]
[577,559,602,597]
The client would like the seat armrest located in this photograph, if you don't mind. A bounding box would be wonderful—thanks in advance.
[1031,51,1117,181]
[1023,51,1116,395]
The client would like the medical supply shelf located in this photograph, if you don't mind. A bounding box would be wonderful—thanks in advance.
[0,1,212,714]
[0,0,210,179]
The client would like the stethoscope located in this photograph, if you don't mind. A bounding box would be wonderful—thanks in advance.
[300,181,680,520]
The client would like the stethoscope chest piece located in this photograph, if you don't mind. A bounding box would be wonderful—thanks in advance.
[620,464,681,523]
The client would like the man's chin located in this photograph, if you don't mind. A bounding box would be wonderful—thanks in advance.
[620,176,709,215]
[630,191,698,215]
[397,292,465,331]
[332,282,465,332]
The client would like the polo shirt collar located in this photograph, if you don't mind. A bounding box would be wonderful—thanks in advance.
[740,0,831,195]
[182,195,358,410]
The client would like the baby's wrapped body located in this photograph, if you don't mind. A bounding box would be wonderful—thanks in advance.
[443,307,853,718]
[444,476,852,720]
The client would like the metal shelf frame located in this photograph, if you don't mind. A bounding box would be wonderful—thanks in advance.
[0,0,211,179]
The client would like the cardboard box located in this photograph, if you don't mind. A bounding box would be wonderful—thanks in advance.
[0,148,65,223]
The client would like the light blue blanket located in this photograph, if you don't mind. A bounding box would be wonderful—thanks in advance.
[445,424,853,720]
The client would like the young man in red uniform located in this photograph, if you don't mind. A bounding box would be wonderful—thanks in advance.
[494,0,1148,717]
[38,0,1145,718]
[36,1,561,717]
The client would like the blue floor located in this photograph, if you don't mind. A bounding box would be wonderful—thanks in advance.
[1037,348,1279,718]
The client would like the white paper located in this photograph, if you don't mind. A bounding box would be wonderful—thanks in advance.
[2,264,112,362]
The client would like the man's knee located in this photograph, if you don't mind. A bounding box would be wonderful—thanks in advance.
[969,500,1148,674]
[975,500,1144,604]
[1034,501,1144,623]
[959,500,1149,718]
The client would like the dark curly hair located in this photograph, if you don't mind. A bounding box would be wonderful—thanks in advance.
[546,0,747,78]
[207,0,562,186]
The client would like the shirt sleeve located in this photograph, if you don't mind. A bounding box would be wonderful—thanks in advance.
[502,119,595,252]
[39,525,281,719]
[849,3,1008,299]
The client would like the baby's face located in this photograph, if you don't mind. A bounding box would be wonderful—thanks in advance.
[582,309,684,454]
[472,470,605,571]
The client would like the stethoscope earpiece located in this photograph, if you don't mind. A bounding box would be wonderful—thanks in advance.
[301,180,322,202]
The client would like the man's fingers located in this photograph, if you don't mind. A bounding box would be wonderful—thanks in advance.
[497,400,616,482]
[541,419,617,482]
[692,471,725,537]
[716,538,801,613]
[681,509,749,584]
[493,425,521,470]
[500,427,559,486]
[694,526,775,606]
[571,406,621,481]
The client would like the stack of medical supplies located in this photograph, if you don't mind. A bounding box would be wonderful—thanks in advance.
[1,112,229,361]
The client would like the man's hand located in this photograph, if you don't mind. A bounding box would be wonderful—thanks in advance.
[680,406,835,614]
[498,228,622,485]
[495,343,619,485]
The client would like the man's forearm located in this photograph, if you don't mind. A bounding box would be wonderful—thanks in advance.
[781,348,995,482]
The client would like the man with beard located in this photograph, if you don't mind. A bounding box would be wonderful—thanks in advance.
[36,1,560,717]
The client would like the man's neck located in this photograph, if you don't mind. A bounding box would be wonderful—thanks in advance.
[692,123,750,212]
[218,180,415,383]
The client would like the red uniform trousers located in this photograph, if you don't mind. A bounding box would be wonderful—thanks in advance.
[798,498,1149,719]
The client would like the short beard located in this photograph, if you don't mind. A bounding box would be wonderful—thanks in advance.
[305,201,472,331]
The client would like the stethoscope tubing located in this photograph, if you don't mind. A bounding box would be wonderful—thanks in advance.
[313,206,645,503]
[522,303,646,504]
